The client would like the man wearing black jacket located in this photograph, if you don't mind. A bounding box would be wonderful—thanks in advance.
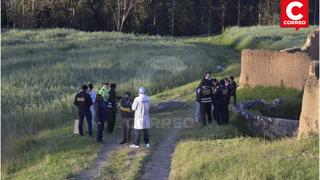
[94,94,108,143]
[119,92,134,144]
[217,80,229,124]
[106,83,121,133]
[74,85,93,136]
[202,71,214,87]
[198,82,213,126]
[229,76,238,106]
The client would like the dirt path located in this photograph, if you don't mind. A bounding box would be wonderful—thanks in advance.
[139,128,181,180]
[77,134,121,180]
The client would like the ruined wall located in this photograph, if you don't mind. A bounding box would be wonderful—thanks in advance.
[298,61,319,139]
[239,50,313,90]
[233,99,299,138]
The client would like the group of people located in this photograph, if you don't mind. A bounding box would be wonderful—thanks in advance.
[74,82,151,149]
[195,72,237,126]
[73,71,237,148]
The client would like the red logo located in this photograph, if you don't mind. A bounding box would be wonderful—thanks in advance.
[281,0,309,31]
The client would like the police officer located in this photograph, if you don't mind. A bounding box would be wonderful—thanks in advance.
[220,80,229,124]
[195,83,202,124]
[198,81,213,126]
[119,92,134,144]
[212,78,220,124]
[202,71,214,87]
[224,78,232,105]
[94,94,108,143]
[106,83,120,133]
[74,85,93,136]
[229,76,238,106]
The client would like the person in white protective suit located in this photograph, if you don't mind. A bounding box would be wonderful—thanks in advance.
[130,87,151,149]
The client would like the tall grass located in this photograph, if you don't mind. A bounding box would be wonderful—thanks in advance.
[2,28,236,156]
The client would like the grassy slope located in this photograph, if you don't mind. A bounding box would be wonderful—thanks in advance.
[186,25,317,50]
[2,123,101,179]
[171,134,318,180]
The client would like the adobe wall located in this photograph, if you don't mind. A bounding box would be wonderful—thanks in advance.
[239,50,313,90]
[298,61,319,139]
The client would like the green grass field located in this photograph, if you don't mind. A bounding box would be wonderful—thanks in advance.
[2,28,238,150]
[2,25,318,179]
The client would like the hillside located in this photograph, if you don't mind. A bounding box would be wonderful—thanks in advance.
[2,26,318,179]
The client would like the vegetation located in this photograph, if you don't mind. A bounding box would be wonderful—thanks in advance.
[248,99,302,120]
[2,25,318,179]
[2,28,228,149]
[170,131,318,180]
[2,123,101,179]
[169,86,317,180]
[187,25,318,50]
[2,0,319,35]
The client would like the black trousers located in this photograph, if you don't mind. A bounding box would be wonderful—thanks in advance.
[78,110,92,136]
[96,120,105,142]
[214,101,222,125]
[221,101,229,124]
[134,129,149,145]
[200,103,212,125]
[231,94,237,106]
[121,117,133,143]
[107,110,116,133]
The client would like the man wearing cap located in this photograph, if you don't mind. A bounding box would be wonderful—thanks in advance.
[74,85,93,136]
[130,87,151,149]
[119,92,134,144]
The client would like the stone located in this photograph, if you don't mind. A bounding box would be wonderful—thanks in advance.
[232,99,299,138]
[301,29,319,60]
[298,61,319,139]
[151,101,186,113]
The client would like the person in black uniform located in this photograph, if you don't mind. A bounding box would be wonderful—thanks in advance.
[229,76,238,106]
[224,78,232,105]
[202,71,214,87]
[198,81,213,126]
[94,94,108,143]
[106,83,121,133]
[195,83,202,124]
[212,78,220,124]
[212,80,222,125]
[74,85,93,136]
[119,92,134,144]
[220,80,229,124]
